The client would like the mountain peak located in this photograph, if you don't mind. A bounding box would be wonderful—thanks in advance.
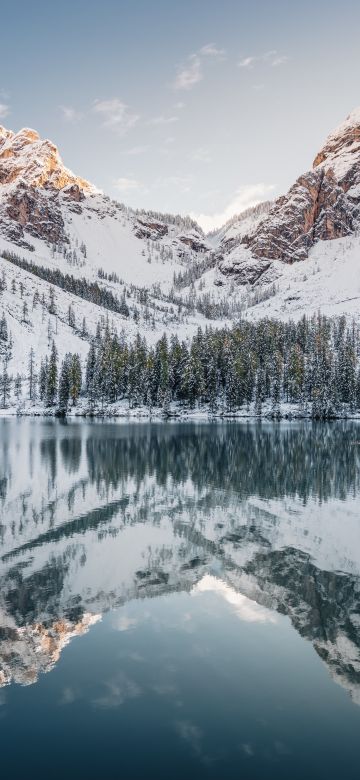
[313,106,360,177]
[217,106,360,281]
[0,124,95,193]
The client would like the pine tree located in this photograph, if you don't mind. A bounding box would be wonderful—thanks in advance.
[46,341,58,406]
[39,358,48,401]
[255,368,265,416]
[68,305,75,328]
[0,365,11,408]
[58,354,71,412]
[22,300,29,324]
[81,317,88,337]
[28,347,36,401]
[271,351,282,416]
[162,387,171,417]
[70,354,82,405]
[49,286,56,315]
[14,374,22,405]
[0,313,7,343]
[85,341,97,408]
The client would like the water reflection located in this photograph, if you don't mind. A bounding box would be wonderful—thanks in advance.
[0,419,359,701]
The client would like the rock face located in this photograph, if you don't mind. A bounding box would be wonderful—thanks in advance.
[6,184,66,245]
[1,109,360,290]
[0,126,95,249]
[0,124,209,264]
[0,613,100,687]
[218,108,360,283]
[0,126,93,191]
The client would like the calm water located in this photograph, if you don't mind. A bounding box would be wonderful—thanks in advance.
[0,419,360,779]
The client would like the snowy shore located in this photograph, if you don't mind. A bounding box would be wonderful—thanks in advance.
[1,399,360,422]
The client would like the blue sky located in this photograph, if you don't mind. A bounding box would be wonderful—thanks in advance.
[1,0,360,230]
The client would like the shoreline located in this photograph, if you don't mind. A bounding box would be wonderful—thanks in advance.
[1,402,360,423]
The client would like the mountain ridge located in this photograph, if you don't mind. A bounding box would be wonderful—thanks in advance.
[1,107,360,276]
[1,109,360,384]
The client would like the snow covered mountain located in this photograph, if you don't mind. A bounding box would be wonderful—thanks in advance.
[217,108,360,285]
[1,108,360,384]
[0,125,222,377]
[0,124,210,274]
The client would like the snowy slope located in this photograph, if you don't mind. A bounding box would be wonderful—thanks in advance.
[1,110,360,393]
[0,251,228,381]
[216,107,360,282]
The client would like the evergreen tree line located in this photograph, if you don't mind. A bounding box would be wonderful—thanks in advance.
[1,251,130,317]
[2,312,360,418]
[134,208,200,232]
[0,335,82,412]
[37,343,82,411]
[82,313,360,418]
[173,255,215,290]
[0,311,14,408]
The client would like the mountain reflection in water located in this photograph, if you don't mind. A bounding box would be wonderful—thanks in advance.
[0,419,359,704]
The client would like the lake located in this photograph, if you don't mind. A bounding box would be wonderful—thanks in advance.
[0,419,360,779]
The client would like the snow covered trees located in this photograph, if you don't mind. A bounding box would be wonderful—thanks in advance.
[46,341,58,406]
[69,355,82,406]
[2,308,360,418]
[81,314,360,418]
[0,365,11,408]
[2,251,130,318]
[38,343,82,411]
[28,348,36,401]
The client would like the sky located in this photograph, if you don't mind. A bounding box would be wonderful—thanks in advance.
[1,0,360,231]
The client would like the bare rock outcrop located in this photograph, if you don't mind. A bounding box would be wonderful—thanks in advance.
[5,184,67,245]
[219,108,360,283]
[0,125,96,248]
[0,126,93,192]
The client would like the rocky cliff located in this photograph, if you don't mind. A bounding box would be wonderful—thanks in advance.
[218,108,360,283]
[0,124,208,263]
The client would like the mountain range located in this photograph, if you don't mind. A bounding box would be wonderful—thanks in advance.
[0,108,360,377]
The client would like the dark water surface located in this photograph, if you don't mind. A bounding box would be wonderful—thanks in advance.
[0,419,360,779]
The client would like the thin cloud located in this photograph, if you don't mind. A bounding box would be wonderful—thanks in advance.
[0,103,10,120]
[191,183,275,232]
[113,614,138,632]
[125,145,149,156]
[173,54,202,90]
[93,673,141,709]
[173,42,225,91]
[93,98,139,134]
[238,50,288,69]
[147,115,179,126]
[59,105,83,123]
[263,49,278,60]
[238,56,257,69]
[199,42,226,59]
[175,720,204,756]
[192,146,212,163]
[272,55,288,67]
[154,174,193,193]
[114,177,143,192]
